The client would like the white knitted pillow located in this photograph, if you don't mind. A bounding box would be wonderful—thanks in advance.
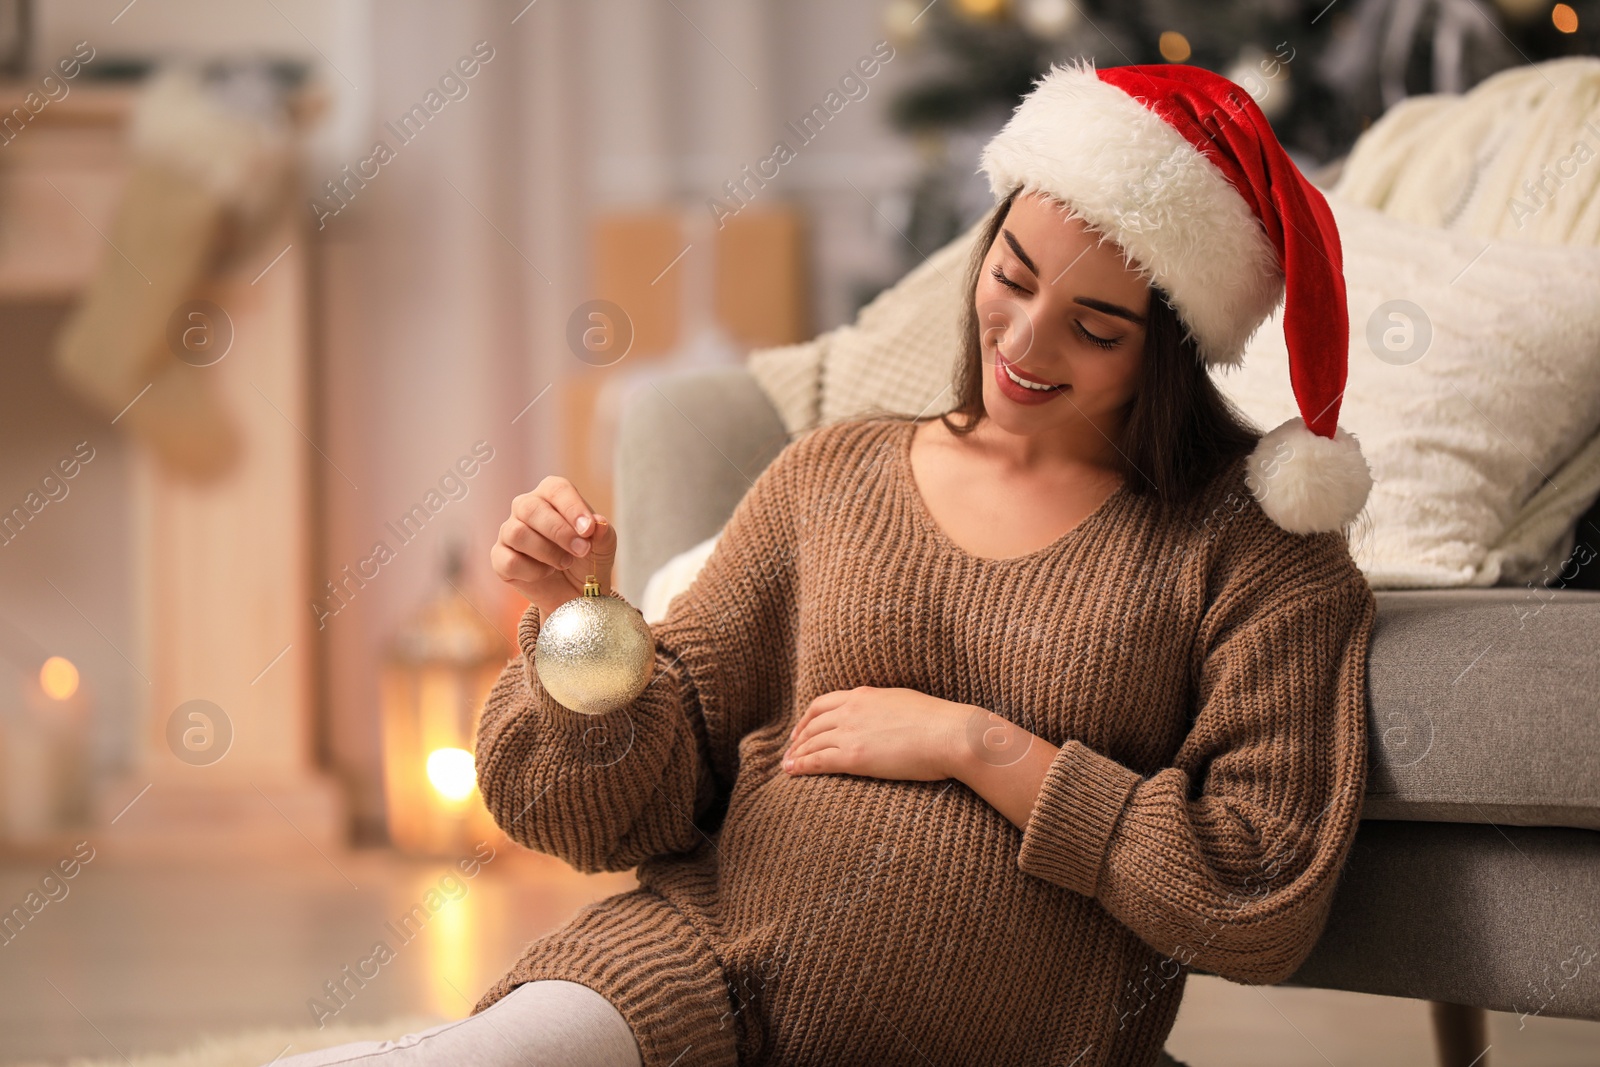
[1218,194,1600,586]
[745,193,1600,590]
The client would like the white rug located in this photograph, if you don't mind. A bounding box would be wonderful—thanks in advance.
[20,1016,1191,1066]
[15,1015,448,1067]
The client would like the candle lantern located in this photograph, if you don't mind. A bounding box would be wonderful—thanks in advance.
[0,655,91,844]
[380,547,509,856]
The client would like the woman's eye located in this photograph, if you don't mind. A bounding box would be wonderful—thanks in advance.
[989,263,1027,294]
[1074,321,1120,350]
[989,262,1121,349]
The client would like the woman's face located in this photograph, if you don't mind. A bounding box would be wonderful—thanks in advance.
[974,190,1151,445]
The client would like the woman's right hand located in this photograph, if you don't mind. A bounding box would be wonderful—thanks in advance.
[491,475,618,619]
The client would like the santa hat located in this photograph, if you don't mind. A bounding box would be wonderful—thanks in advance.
[978,59,1373,536]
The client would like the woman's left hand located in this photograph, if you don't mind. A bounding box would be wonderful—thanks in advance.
[782,686,976,783]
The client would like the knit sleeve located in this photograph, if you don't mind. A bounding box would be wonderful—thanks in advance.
[1014,572,1377,986]
[474,436,805,874]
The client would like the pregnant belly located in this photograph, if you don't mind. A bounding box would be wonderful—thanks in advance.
[709,767,1123,1064]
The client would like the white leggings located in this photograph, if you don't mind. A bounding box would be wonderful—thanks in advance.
[266,980,643,1067]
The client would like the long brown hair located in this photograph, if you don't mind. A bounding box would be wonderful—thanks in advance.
[929,187,1265,514]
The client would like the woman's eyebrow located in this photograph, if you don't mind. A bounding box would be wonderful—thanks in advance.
[1075,296,1147,326]
[1003,227,1148,325]
[1001,228,1038,275]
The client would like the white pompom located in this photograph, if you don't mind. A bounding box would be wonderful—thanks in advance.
[1245,417,1373,535]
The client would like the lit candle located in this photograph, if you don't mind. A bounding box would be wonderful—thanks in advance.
[2,657,91,843]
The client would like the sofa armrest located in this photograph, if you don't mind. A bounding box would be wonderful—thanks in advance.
[612,365,790,604]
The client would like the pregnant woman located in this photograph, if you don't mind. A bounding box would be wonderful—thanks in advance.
[272,60,1377,1067]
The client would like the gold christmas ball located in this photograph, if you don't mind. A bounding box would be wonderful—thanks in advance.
[533,579,656,716]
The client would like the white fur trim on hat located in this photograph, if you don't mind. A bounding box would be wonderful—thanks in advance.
[1245,417,1373,535]
[978,59,1284,368]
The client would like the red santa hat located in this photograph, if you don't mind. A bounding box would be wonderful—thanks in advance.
[978,59,1373,536]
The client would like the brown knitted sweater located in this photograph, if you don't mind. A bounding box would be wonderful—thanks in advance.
[471,414,1377,1067]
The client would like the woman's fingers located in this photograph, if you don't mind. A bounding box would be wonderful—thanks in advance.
[512,496,583,563]
[497,512,571,572]
[790,688,857,741]
[537,477,602,548]
[494,476,618,607]
[783,724,842,774]
[510,480,588,552]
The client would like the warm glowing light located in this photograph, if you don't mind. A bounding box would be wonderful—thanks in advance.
[1552,4,1578,32]
[1158,31,1191,63]
[426,747,477,802]
[425,869,476,1018]
[956,0,1006,19]
[39,656,79,701]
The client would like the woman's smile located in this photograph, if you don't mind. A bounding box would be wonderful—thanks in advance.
[994,347,1072,405]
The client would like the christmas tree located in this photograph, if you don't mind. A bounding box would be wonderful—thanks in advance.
[878,0,1600,275]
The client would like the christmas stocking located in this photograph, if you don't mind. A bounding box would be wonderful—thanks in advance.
[52,65,292,483]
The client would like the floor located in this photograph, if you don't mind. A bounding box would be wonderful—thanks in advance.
[0,843,1595,1066]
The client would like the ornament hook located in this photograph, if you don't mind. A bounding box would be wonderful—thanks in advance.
[583,516,607,597]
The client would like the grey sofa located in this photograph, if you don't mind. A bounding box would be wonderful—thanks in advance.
[612,365,1600,1056]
